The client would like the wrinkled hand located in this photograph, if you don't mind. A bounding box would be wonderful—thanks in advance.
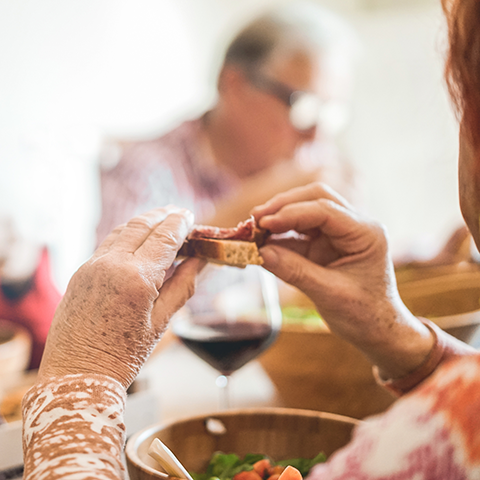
[252,183,433,380]
[38,206,205,388]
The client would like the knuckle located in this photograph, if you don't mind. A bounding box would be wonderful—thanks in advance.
[313,197,340,217]
[125,267,157,298]
[368,221,390,253]
[282,260,306,287]
[273,189,291,204]
[308,181,329,196]
[316,197,335,208]
[121,262,148,285]
[83,254,111,277]
[371,220,389,240]
[107,257,155,292]
[154,229,181,248]
[127,215,153,230]
[169,211,192,232]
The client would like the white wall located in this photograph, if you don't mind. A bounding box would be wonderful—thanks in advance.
[0,0,202,289]
[342,4,463,258]
[1,0,463,289]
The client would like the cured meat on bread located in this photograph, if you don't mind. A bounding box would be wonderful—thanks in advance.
[178,238,263,267]
[178,217,267,268]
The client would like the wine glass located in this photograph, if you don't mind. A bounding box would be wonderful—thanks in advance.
[171,263,282,410]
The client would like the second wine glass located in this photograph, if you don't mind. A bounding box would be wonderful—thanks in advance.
[171,263,282,409]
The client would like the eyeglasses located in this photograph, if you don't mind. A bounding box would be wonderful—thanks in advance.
[246,71,348,134]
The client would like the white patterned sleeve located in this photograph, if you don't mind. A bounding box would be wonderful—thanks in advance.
[22,374,127,480]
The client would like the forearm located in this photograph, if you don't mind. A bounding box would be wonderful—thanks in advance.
[22,374,127,480]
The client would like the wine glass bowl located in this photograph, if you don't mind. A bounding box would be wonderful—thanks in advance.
[171,264,282,408]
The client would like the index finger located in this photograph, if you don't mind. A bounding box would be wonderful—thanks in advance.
[251,182,351,220]
[259,199,377,256]
[112,206,193,254]
[135,209,194,271]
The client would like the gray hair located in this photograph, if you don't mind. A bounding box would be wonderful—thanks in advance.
[222,2,360,73]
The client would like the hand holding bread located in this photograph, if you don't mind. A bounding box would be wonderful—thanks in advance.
[38,206,205,388]
[252,182,434,382]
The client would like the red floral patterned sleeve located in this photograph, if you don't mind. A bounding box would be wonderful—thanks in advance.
[308,354,480,479]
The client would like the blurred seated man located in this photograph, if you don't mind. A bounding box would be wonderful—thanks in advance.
[96,1,359,244]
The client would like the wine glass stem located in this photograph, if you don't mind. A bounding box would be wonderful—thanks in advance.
[216,374,230,410]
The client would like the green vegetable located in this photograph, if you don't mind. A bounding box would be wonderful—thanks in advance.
[190,452,327,480]
[191,452,265,480]
[281,307,327,329]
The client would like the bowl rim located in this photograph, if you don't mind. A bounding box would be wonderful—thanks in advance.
[0,319,30,341]
[0,320,32,364]
[125,407,361,478]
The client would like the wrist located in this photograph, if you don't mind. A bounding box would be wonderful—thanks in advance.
[363,304,436,381]
[373,318,441,396]
[38,343,138,389]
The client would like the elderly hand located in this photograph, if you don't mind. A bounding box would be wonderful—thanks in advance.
[38,206,205,388]
[252,183,434,381]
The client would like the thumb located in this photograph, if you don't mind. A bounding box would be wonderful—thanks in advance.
[151,257,206,337]
[260,244,331,299]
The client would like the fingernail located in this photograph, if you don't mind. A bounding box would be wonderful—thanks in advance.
[251,204,267,217]
[258,214,274,229]
[259,246,278,266]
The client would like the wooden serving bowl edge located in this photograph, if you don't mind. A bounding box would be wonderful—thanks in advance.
[126,407,361,480]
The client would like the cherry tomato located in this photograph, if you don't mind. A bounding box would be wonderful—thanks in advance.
[253,459,272,478]
[233,470,263,480]
[278,466,302,480]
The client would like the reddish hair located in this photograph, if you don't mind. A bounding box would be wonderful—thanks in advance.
[442,0,480,147]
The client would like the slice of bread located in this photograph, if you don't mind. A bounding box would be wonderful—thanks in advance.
[178,238,263,268]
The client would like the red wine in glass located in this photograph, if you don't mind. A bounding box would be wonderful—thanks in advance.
[175,318,278,376]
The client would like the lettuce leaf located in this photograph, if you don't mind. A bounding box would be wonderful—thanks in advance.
[191,451,326,480]
[191,452,266,480]
[276,452,327,477]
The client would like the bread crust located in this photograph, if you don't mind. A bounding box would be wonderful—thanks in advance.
[178,238,263,267]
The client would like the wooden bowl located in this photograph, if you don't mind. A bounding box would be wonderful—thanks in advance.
[397,268,480,343]
[0,320,31,382]
[125,407,360,480]
[259,326,397,420]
